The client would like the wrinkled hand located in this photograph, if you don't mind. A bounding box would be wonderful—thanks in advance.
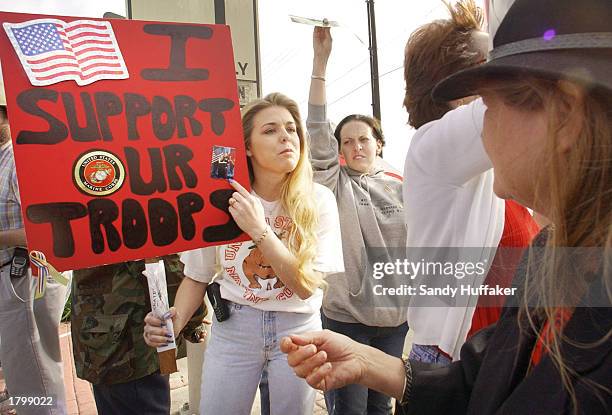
[281,330,368,391]
[143,307,178,347]
[313,26,332,65]
[228,180,267,240]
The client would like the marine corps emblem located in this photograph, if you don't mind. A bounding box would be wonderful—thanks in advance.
[73,150,125,196]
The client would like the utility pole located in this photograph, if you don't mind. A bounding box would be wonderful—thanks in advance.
[366,0,381,122]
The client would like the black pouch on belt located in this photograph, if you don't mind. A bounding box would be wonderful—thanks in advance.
[10,247,29,279]
[206,282,230,322]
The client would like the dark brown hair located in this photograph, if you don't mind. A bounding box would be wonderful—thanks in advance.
[333,114,386,148]
[403,0,484,128]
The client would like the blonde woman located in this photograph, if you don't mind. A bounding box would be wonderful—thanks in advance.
[144,93,344,414]
[282,0,612,413]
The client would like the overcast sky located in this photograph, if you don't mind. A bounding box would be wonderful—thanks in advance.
[0,0,483,170]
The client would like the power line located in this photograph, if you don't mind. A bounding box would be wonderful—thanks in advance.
[329,64,402,106]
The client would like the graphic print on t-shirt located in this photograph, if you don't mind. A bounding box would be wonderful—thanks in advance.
[221,216,294,305]
[242,237,286,290]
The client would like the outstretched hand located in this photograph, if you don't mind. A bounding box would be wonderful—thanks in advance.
[281,330,368,391]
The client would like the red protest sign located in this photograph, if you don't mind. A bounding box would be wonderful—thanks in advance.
[0,11,250,271]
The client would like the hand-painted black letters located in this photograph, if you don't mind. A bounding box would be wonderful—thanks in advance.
[26,202,87,257]
[141,24,212,81]
[62,92,100,142]
[88,199,122,253]
[16,89,68,145]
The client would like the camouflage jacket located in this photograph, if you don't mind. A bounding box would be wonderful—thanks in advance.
[71,255,206,385]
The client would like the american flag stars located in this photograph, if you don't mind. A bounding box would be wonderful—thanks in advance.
[11,23,64,56]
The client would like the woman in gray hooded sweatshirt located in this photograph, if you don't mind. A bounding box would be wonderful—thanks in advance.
[307,26,408,415]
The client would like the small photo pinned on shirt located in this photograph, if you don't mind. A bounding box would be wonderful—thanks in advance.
[211,145,236,180]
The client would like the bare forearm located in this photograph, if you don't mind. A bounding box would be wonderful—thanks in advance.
[172,277,207,335]
[361,345,406,400]
[309,57,327,106]
[309,26,332,107]
[257,230,318,299]
[0,228,26,248]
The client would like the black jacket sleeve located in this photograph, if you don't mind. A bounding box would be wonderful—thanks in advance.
[400,325,497,415]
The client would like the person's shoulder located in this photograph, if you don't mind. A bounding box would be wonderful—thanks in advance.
[412,98,486,141]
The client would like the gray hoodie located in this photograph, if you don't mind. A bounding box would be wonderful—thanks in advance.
[307,104,407,327]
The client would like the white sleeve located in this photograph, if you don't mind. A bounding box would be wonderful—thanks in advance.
[180,246,217,283]
[406,98,490,186]
[312,184,344,273]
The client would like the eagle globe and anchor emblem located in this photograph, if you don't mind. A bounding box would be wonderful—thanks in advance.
[73,150,125,196]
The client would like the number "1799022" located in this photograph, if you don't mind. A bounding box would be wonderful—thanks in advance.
[9,396,54,406]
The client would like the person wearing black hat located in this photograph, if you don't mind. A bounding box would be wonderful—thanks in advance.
[281,0,612,413]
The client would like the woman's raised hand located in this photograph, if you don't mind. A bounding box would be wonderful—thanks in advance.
[281,330,368,391]
[228,179,268,240]
[313,26,332,68]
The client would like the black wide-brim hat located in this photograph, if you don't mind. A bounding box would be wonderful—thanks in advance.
[433,0,612,101]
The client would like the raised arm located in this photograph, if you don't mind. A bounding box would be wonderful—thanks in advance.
[307,27,341,190]
[405,99,491,186]
[309,26,331,106]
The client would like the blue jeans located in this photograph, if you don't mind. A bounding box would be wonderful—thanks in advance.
[200,302,321,415]
[321,313,408,415]
[409,344,452,365]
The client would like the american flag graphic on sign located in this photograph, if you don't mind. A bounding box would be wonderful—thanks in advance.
[212,146,234,163]
[3,18,129,86]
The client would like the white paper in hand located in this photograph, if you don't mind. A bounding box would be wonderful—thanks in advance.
[289,15,339,27]
[144,260,177,353]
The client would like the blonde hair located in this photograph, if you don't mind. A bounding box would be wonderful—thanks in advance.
[241,93,322,291]
[481,77,612,412]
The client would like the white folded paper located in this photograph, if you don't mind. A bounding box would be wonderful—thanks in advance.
[144,260,177,353]
[289,15,339,27]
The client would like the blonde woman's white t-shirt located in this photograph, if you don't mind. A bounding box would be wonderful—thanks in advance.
[181,183,344,314]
